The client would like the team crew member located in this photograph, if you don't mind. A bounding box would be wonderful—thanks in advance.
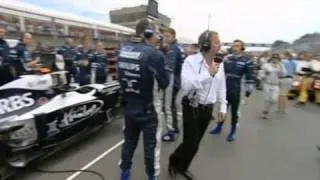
[210,39,255,142]
[0,26,8,64]
[260,54,285,119]
[169,30,226,180]
[117,19,169,180]
[91,41,108,84]
[8,33,38,77]
[76,44,93,86]
[161,27,185,142]
[57,38,78,84]
[0,25,11,86]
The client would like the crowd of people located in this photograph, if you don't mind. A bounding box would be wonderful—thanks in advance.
[116,18,255,180]
[0,24,108,87]
[254,50,320,117]
[117,19,320,180]
[1,18,320,180]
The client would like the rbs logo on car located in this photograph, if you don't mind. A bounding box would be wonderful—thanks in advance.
[0,92,35,115]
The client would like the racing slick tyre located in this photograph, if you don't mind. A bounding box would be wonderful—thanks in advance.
[0,148,15,180]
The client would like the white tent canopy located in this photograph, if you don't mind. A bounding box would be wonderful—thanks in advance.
[0,0,134,34]
[177,36,197,45]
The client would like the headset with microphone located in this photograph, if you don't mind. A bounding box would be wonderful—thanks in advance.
[143,20,156,39]
[199,30,223,63]
[200,30,211,53]
[240,41,245,51]
[241,45,245,51]
[144,29,154,39]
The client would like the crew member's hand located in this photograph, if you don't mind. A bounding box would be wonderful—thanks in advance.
[27,59,42,71]
[27,59,40,68]
[243,96,250,105]
[9,66,17,77]
[217,112,227,122]
[208,62,220,76]
[162,43,169,50]
[79,60,89,67]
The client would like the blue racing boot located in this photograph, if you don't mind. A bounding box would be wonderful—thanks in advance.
[173,128,180,134]
[162,131,176,142]
[226,125,237,142]
[210,122,223,135]
[120,170,130,180]
[148,176,159,180]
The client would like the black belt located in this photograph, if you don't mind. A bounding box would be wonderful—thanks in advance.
[182,96,213,109]
[198,103,214,109]
[280,76,293,79]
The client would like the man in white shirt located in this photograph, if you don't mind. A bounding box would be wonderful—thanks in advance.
[168,30,227,180]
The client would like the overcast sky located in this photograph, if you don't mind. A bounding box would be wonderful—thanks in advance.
[12,0,320,43]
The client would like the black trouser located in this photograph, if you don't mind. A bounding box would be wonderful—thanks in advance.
[171,86,180,130]
[226,91,241,127]
[66,65,78,84]
[120,104,161,177]
[256,78,262,90]
[0,65,14,86]
[169,97,213,172]
[95,68,107,84]
[96,74,107,84]
[79,70,90,86]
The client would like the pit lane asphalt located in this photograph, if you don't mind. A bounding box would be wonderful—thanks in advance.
[12,91,320,180]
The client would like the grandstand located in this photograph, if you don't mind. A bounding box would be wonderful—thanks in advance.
[0,1,135,48]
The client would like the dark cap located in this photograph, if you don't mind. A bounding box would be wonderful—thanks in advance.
[136,19,156,36]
